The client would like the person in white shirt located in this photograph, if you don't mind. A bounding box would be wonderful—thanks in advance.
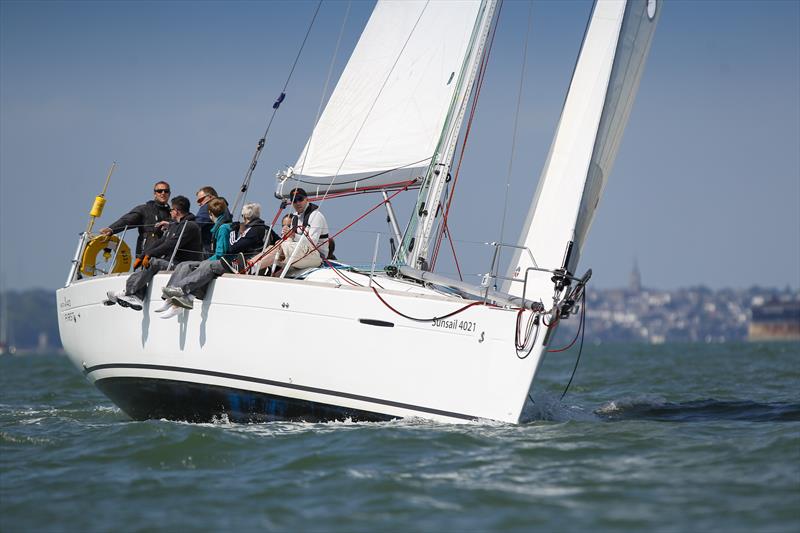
[258,187,330,274]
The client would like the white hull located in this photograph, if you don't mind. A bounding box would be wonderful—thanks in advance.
[57,271,553,423]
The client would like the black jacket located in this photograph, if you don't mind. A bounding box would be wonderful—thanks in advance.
[143,213,203,263]
[228,217,279,257]
[108,200,171,256]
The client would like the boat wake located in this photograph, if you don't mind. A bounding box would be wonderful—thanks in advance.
[519,393,600,423]
[595,397,800,422]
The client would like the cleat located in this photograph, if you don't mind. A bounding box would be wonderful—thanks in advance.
[171,294,194,310]
[162,286,184,298]
[159,305,183,319]
[154,299,174,313]
[117,293,143,311]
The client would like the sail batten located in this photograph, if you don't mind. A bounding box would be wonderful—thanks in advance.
[277,0,486,198]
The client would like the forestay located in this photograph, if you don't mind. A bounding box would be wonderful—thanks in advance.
[276,0,484,198]
[506,0,660,299]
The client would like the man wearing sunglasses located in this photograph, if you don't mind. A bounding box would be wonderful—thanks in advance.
[194,186,231,255]
[100,180,172,257]
[254,187,329,274]
[283,187,329,270]
[104,195,202,311]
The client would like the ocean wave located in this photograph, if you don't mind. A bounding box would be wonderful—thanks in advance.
[595,397,800,422]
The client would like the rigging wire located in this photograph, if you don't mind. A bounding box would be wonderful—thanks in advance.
[430,0,503,268]
[443,219,463,281]
[244,183,411,272]
[498,0,534,248]
[294,0,353,184]
[313,1,431,211]
[231,0,323,218]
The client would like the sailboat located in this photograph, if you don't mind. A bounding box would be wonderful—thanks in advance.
[56,0,660,424]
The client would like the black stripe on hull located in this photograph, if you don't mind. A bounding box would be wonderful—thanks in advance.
[85,363,478,421]
[95,377,397,423]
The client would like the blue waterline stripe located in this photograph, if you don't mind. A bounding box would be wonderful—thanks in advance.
[84,363,477,421]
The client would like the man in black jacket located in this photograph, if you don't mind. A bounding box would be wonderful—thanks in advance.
[100,181,172,256]
[104,195,202,310]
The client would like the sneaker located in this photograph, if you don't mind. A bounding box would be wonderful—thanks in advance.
[162,285,184,298]
[154,299,174,313]
[171,294,194,310]
[159,305,183,319]
[117,294,143,311]
[103,290,121,306]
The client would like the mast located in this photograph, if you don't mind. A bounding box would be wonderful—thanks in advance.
[400,0,498,270]
[505,0,661,299]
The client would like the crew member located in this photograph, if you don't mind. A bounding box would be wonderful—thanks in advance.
[104,195,202,310]
[100,181,172,256]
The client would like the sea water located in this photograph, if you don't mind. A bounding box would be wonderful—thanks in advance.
[1,342,798,532]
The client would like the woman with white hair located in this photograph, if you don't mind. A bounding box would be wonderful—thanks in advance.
[228,202,279,259]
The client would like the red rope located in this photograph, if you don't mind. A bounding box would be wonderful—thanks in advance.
[287,184,411,265]
[443,221,463,281]
[371,286,484,323]
[241,184,411,273]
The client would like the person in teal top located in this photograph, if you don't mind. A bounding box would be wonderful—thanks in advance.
[158,198,233,316]
[208,199,232,260]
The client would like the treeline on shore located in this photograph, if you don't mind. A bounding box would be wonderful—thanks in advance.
[1,289,62,351]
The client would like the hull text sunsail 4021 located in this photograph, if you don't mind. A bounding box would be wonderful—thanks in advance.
[57,0,660,424]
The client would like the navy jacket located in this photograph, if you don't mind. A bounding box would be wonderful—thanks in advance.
[228,217,279,257]
[143,213,203,263]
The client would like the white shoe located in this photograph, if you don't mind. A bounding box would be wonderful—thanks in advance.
[154,299,173,313]
[159,305,183,319]
[117,293,143,311]
[172,294,195,309]
[103,290,122,306]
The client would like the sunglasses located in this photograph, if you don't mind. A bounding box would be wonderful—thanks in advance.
[291,196,306,203]
[197,195,208,204]
[154,189,170,194]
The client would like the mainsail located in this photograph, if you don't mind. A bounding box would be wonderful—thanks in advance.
[506,0,660,298]
[276,0,487,198]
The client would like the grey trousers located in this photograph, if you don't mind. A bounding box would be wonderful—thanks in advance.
[166,260,225,299]
[125,258,171,300]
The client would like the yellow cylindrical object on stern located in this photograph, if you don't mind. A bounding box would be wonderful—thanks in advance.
[89,195,106,218]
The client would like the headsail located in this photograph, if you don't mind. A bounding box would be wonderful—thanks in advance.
[276,0,486,198]
[506,0,660,298]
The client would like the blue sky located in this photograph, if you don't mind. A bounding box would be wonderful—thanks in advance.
[1,0,798,291]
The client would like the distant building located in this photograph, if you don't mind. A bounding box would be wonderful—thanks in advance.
[749,299,800,341]
[629,259,642,293]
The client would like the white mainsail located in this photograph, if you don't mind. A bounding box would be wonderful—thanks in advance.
[506,0,660,298]
[276,0,486,198]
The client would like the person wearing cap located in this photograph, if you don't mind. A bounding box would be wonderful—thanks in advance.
[259,187,330,274]
[100,180,172,257]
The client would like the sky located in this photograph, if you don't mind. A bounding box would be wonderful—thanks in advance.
[1,0,798,292]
